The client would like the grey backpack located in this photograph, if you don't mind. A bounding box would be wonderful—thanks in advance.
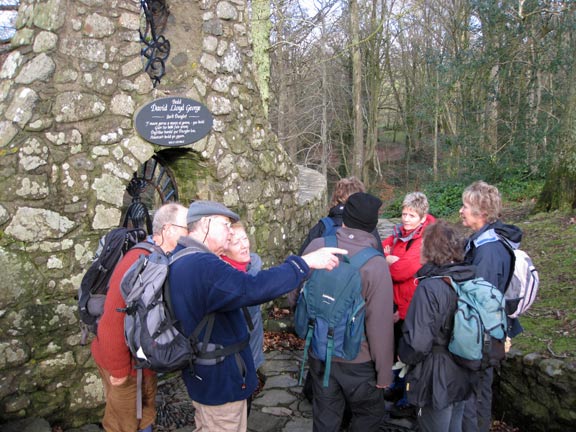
[118,246,249,419]
[118,247,249,373]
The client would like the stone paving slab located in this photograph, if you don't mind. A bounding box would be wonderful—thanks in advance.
[1,347,418,431]
[248,350,312,431]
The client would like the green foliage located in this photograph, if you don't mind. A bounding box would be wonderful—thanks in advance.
[497,178,545,202]
[381,177,545,219]
[381,194,403,218]
[422,181,467,217]
[381,180,466,218]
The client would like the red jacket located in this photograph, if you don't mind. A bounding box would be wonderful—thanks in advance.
[381,214,436,319]
[91,247,155,378]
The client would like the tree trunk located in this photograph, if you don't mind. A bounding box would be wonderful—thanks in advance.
[251,0,272,117]
[535,27,576,212]
[433,66,439,181]
[320,16,329,178]
[350,0,364,179]
[535,165,576,212]
[362,0,385,186]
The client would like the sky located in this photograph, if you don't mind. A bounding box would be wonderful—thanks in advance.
[0,0,19,42]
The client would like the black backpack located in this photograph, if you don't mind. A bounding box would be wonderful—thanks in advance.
[77,227,150,344]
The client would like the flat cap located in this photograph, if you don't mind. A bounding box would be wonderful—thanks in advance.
[187,200,240,224]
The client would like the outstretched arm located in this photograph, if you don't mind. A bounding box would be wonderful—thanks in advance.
[301,247,348,271]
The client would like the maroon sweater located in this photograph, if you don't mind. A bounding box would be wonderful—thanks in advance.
[91,248,155,378]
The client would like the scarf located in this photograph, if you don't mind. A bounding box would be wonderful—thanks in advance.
[221,255,249,273]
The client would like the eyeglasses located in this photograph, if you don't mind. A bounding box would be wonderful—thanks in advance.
[166,223,188,231]
[209,218,232,230]
[170,224,188,231]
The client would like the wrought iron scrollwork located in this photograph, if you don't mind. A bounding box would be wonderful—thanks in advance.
[140,0,170,87]
[122,155,179,234]
[123,174,153,233]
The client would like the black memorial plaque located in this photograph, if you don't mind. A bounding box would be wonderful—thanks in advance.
[134,97,213,147]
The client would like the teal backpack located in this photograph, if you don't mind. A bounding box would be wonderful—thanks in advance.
[442,276,507,371]
[294,236,381,386]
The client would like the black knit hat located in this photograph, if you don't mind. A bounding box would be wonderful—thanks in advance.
[343,192,382,232]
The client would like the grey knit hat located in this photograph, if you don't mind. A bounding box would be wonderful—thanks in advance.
[187,200,240,224]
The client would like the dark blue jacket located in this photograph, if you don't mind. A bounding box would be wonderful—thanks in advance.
[464,220,524,337]
[168,237,309,406]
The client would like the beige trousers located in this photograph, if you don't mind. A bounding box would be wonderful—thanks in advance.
[192,399,248,432]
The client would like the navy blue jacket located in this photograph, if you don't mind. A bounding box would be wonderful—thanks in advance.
[168,237,310,406]
[464,220,524,337]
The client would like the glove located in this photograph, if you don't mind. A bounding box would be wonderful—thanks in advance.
[392,360,408,379]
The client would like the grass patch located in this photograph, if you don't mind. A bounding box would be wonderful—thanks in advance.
[505,208,576,358]
[378,129,406,144]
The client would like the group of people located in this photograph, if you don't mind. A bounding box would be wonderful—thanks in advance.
[90,177,522,432]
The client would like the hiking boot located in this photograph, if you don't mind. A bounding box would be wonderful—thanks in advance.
[383,372,405,402]
[382,385,404,402]
[390,401,416,419]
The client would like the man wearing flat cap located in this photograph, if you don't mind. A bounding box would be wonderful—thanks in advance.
[168,200,347,431]
[302,192,394,431]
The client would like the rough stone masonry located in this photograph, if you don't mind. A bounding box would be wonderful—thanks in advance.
[0,0,325,426]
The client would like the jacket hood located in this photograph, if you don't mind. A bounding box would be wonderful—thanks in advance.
[327,204,345,226]
[416,262,476,283]
[492,220,523,244]
[175,236,211,253]
[469,220,523,249]
[328,204,345,218]
[247,252,263,276]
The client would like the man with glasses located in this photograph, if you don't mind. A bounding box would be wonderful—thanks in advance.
[91,202,189,432]
[169,200,347,431]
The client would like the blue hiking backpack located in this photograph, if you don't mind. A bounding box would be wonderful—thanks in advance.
[442,276,507,371]
[294,236,381,386]
[320,216,338,237]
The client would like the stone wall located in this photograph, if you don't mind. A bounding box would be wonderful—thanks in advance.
[493,350,576,431]
[0,0,326,426]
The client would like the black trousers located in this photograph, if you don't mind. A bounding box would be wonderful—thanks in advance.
[309,357,387,432]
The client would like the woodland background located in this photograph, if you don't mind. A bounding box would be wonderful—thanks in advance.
[3,0,575,213]
[248,0,576,213]
[0,1,574,429]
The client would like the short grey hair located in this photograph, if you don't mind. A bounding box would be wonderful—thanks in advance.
[152,203,187,234]
[402,192,429,218]
[187,219,203,232]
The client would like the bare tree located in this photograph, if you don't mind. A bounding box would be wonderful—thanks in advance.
[349,0,364,178]
[252,0,272,117]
